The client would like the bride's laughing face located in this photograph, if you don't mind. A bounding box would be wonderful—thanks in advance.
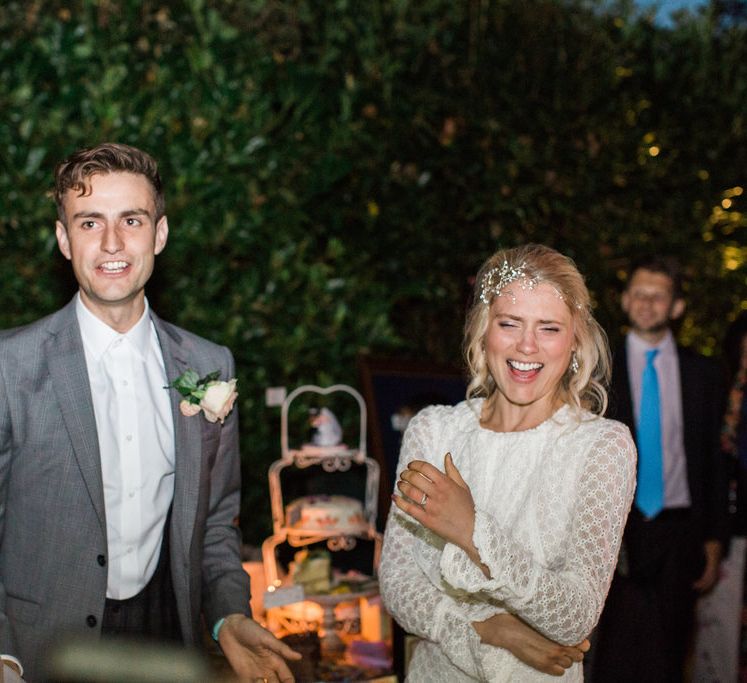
[484,282,575,417]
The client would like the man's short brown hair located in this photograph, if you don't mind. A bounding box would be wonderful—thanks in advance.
[54,142,164,223]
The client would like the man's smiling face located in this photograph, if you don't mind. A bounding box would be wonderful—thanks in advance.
[55,171,168,330]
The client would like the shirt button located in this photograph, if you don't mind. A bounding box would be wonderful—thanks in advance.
[129,491,135,498]
[97,554,106,566]
[125,435,133,442]
[86,615,97,628]
[122,379,129,386]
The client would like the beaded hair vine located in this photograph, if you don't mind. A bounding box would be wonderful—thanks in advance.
[479,260,540,305]
[479,258,579,308]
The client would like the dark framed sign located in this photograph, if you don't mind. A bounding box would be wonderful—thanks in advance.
[357,355,468,526]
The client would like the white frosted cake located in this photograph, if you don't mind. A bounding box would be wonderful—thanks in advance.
[285,495,366,533]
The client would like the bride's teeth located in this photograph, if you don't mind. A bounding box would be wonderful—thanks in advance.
[509,360,542,371]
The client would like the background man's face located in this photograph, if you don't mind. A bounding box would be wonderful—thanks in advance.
[55,171,168,325]
[621,268,684,336]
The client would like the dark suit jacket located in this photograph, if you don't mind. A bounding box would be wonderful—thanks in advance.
[607,341,729,560]
[0,299,251,681]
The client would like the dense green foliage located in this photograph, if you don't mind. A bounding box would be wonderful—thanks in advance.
[1,0,745,542]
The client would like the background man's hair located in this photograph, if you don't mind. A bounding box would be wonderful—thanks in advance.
[626,254,684,299]
[54,142,164,223]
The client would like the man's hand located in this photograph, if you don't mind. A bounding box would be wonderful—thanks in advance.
[693,539,723,593]
[473,612,589,677]
[217,614,301,682]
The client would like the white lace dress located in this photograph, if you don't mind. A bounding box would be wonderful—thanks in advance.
[379,400,636,682]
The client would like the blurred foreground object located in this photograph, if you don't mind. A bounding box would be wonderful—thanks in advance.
[42,636,211,682]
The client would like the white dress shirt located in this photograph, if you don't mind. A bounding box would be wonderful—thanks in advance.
[76,295,175,599]
[626,330,691,509]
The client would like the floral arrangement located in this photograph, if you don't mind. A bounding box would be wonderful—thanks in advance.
[168,369,238,424]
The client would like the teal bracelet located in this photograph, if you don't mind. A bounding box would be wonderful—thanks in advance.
[212,617,227,642]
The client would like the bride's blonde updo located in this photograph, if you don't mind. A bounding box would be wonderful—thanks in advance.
[463,243,611,415]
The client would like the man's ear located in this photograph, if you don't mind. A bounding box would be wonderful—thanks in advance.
[670,297,686,321]
[55,221,72,260]
[154,215,169,255]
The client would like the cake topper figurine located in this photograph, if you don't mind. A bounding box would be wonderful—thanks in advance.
[309,407,343,447]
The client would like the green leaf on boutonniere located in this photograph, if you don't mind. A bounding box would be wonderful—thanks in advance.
[199,370,221,385]
[168,369,200,397]
[167,369,224,404]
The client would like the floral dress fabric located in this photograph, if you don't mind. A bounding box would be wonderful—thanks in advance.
[379,400,637,682]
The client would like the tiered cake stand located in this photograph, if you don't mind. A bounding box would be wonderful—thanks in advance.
[261,384,383,655]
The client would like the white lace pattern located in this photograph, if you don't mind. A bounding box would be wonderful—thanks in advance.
[379,400,636,681]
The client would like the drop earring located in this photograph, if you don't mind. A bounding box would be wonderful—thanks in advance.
[570,352,579,375]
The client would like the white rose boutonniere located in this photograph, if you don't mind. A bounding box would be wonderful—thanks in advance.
[167,369,238,424]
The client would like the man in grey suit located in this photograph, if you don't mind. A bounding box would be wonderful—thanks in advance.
[0,143,300,681]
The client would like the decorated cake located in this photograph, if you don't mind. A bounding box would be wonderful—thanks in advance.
[285,494,366,534]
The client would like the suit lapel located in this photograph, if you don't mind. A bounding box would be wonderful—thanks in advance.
[678,347,697,462]
[611,344,635,431]
[151,313,201,556]
[46,300,106,531]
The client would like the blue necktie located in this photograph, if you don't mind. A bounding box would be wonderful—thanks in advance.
[635,349,664,518]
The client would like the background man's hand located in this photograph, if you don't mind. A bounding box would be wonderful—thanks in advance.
[692,539,722,593]
[218,614,301,682]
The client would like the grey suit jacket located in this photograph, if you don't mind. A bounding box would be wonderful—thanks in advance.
[0,298,250,680]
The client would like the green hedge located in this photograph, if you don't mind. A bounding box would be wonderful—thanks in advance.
[1,0,745,542]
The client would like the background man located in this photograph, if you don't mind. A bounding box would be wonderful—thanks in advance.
[592,255,728,681]
[0,143,299,681]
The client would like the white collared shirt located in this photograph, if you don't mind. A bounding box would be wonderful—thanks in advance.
[76,294,175,599]
[626,330,691,509]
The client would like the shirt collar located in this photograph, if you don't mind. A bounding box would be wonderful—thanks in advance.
[75,293,153,362]
[627,328,676,355]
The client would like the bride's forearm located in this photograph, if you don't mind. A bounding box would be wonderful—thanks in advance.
[472,612,589,676]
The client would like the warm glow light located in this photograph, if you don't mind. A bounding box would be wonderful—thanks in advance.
[643,132,656,144]
[722,246,746,271]
[649,146,660,156]
[698,170,709,180]
[722,198,733,209]
[274,600,324,625]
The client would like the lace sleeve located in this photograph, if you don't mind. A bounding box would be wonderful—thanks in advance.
[380,407,496,679]
[440,420,637,645]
